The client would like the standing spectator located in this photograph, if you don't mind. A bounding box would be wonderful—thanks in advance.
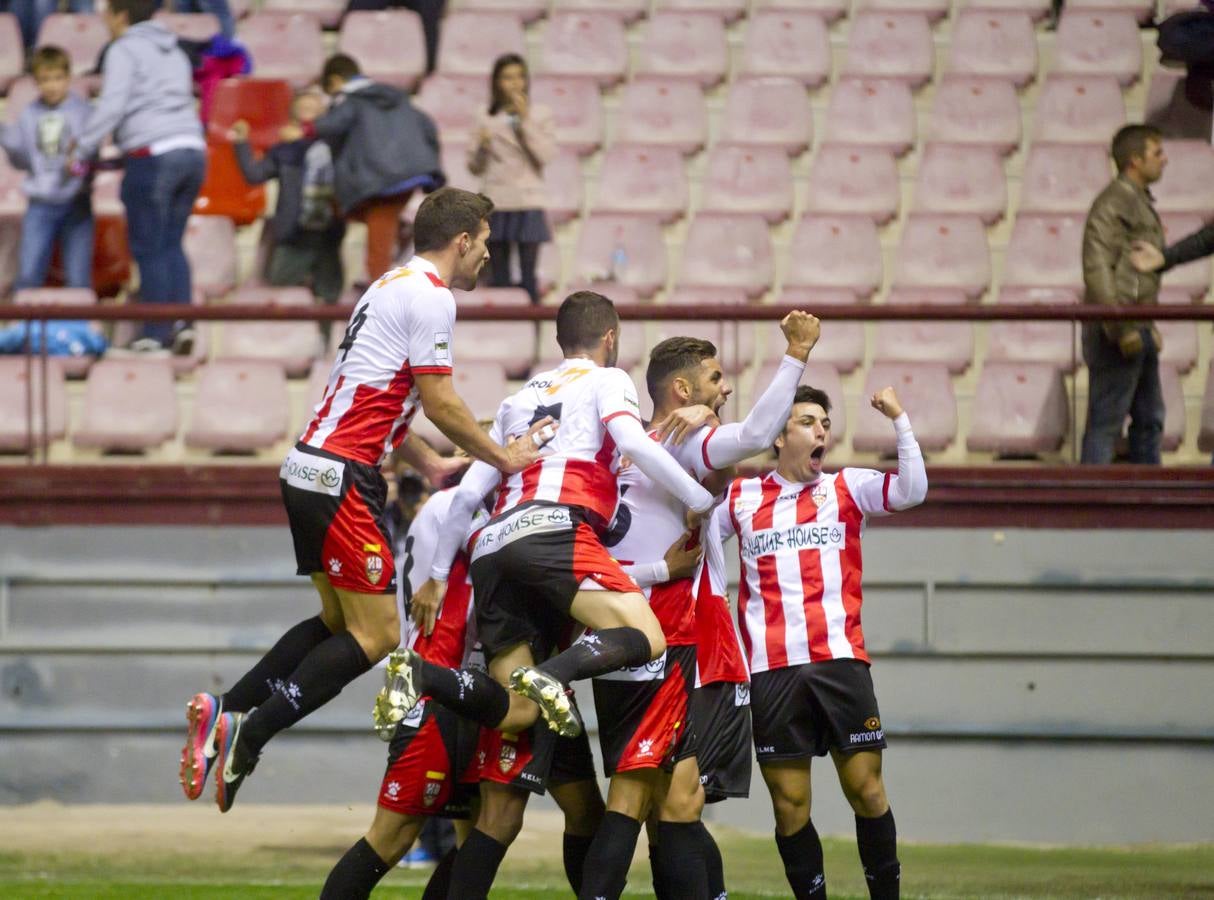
[342,0,444,75]
[1080,125,1168,465]
[468,53,555,305]
[72,0,205,354]
[231,91,345,304]
[310,53,442,285]
[0,45,93,292]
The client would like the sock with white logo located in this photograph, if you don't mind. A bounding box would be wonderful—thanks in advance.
[775,819,827,900]
[318,837,391,900]
[445,829,508,900]
[539,627,652,686]
[577,811,642,900]
[420,847,457,900]
[693,821,727,899]
[655,821,712,899]
[418,660,511,728]
[855,809,900,899]
[239,631,372,756]
[222,615,333,712]
[563,832,594,894]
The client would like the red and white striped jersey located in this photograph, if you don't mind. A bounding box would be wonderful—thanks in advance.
[692,505,749,685]
[301,257,456,466]
[724,468,895,674]
[491,358,642,528]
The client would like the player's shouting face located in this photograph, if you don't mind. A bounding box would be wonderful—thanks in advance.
[776,400,832,478]
[451,219,493,290]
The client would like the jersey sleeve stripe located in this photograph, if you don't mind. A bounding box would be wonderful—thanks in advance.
[701,425,719,471]
[881,472,893,513]
[602,410,641,425]
[412,366,453,376]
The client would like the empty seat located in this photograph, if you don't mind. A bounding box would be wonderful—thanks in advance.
[859,0,949,21]
[1156,287,1199,374]
[961,0,1051,21]
[1160,362,1185,452]
[677,214,773,297]
[873,288,974,374]
[545,150,583,225]
[539,12,628,86]
[0,358,66,452]
[262,0,346,26]
[437,12,525,76]
[413,76,488,135]
[183,215,237,298]
[1066,0,1154,24]
[218,287,321,377]
[531,77,604,155]
[1051,10,1142,86]
[719,77,812,155]
[987,286,1082,370]
[913,143,1007,224]
[754,360,848,440]
[842,11,934,89]
[1018,143,1111,214]
[449,0,547,22]
[655,0,747,23]
[854,363,957,453]
[453,321,536,377]
[553,0,646,20]
[593,145,687,222]
[1154,141,1214,217]
[807,145,899,225]
[771,287,867,373]
[784,216,883,299]
[615,79,708,154]
[928,76,1022,156]
[1002,214,1085,291]
[36,14,108,76]
[701,145,794,223]
[74,359,178,452]
[636,12,728,87]
[826,78,916,156]
[154,11,222,40]
[1033,76,1126,144]
[1198,360,1214,454]
[739,11,831,89]
[967,361,1069,455]
[894,215,991,299]
[572,214,667,297]
[0,14,20,92]
[410,362,510,451]
[205,78,294,153]
[752,0,846,23]
[236,14,325,88]
[338,11,426,90]
[185,361,289,452]
[947,10,1038,87]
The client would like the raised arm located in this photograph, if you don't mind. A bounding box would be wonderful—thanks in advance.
[848,388,927,517]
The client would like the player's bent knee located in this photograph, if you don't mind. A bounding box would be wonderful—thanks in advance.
[366,811,423,863]
[846,778,888,818]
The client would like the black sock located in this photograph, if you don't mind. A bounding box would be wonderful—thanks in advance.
[222,615,332,712]
[693,821,726,899]
[539,627,652,685]
[654,821,712,899]
[319,837,391,900]
[650,841,673,899]
[419,660,511,728]
[856,809,900,900]
[446,829,508,900]
[421,846,458,900]
[775,820,827,900]
[563,832,594,895]
[239,631,371,755]
[578,811,642,900]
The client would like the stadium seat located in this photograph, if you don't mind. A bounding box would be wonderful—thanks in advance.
[439,142,476,192]
[449,0,546,21]
[437,12,525,77]
[665,286,749,307]
[183,215,237,299]
[531,77,604,155]
[966,361,1069,455]
[655,0,747,24]
[538,12,628,86]
[261,0,345,27]
[1033,76,1126,144]
[1066,0,1154,24]
[894,215,991,300]
[1051,10,1142,86]
[1199,360,1214,453]
[754,360,848,441]
[677,214,773,298]
[73,359,178,453]
[807,145,899,225]
[36,14,108,76]
[545,150,584,225]
[654,319,755,375]
[0,358,66,453]
[636,12,729,87]
[615,79,708,154]
[1156,288,1199,375]
[1159,213,1213,299]
[338,11,426,90]
[236,14,325,88]
[593,145,688,222]
[205,78,294,153]
[553,0,646,20]
[1144,67,1214,141]
[451,321,536,377]
[464,286,532,306]
[194,142,266,226]
[719,77,812,155]
[0,14,20,92]
[185,361,289,453]
[928,76,1021,156]
[218,287,321,377]
[771,288,867,374]
[1154,141,1214,217]
[987,287,1082,371]
[784,216,883,299]
[153,11,222,40]
[409,362,510,452]
[842,11,934,89]
[854,363,956,454]
[960,0,1050,22]
[826,78,916,156]
[873,287,974,374]
[859,0,948,22]
[913,143,1007,224]
[1018,143,1112,215]
[701,145,794,223]
[1001,214,1086,292]
[572,214,667,297]
[1160,362,1186,452]
[738,12,831,89]
[752,0,846,23]
[413,76,488,135]
[947,10,1038,88]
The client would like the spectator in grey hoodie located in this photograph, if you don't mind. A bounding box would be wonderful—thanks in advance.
[71,0,206,354]
[0,45,94,291]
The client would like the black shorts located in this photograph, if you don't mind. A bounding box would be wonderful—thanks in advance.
[677,680,752,803]
[476,702,598,796]
[593,645,696,776]
[750,660,886,762]
[470,501,638,660]
[280,443,396,595]
[378,699,479,818]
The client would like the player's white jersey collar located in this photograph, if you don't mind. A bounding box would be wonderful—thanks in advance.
[404,255,441,280]
[768,469,830,490]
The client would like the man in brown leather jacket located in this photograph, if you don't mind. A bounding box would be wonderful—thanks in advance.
[1080,124,1168,464]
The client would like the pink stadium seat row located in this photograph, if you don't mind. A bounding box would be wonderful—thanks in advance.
[593,145,687,222]
[615,79,708,154]
[843,11,934,88]
[873,288,975,375]
[636,12,729,87]
[1051,10,1143,86]
[531,77,604,155]
[854,363,957,454]
[74,359,178,452]
[739,11,831,88]
[967,361,1069,455]
[702,145,794,223]
[913,143,1007,224]
[929,76,1022,155]
[338,11,427,89]
[807,145,899,225]
[948,10,1038,87]
[827,78,916,156]
[219,287,322,377]
[0,358,67,452]
[186,361,289,453]
[437,12,526,77]
[573,214,667,297]
[678,214,773,297]
[720,77,813,155]
[236,14,325,88]
[894,215,991,300]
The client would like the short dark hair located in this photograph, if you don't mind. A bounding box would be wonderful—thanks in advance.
[556,291,619,355]
[413,188,494,253]
[646,336,717,403]
[489,53,528,115]
[29,45,70,75]
[108,0,156,23]
[1111,124,1162,173]
[322,54,361,86]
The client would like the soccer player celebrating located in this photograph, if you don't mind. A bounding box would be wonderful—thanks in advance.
[719,384,927,900]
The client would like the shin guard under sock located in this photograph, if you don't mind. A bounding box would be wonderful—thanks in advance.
[563,832,594,895]
[419,660,511,728]
[578,811,642,900]
[775,820,827,900]
[693,821,727,899]
[222,615,333,713]
[655,821,712,899]
[319,837,390,900]
[446,829,508,900]
[539,627,652,685]
[856,809,900,899]
[421,847,458,900]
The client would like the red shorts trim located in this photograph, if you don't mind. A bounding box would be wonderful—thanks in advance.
[593,645,696,775]
[572,522,639,594]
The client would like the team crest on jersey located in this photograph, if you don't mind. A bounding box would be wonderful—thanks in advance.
[810,483,829,507]
[422,770,445,807]
[365,555,384,585]
[498,743,517,773]
[865,716,881,731]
